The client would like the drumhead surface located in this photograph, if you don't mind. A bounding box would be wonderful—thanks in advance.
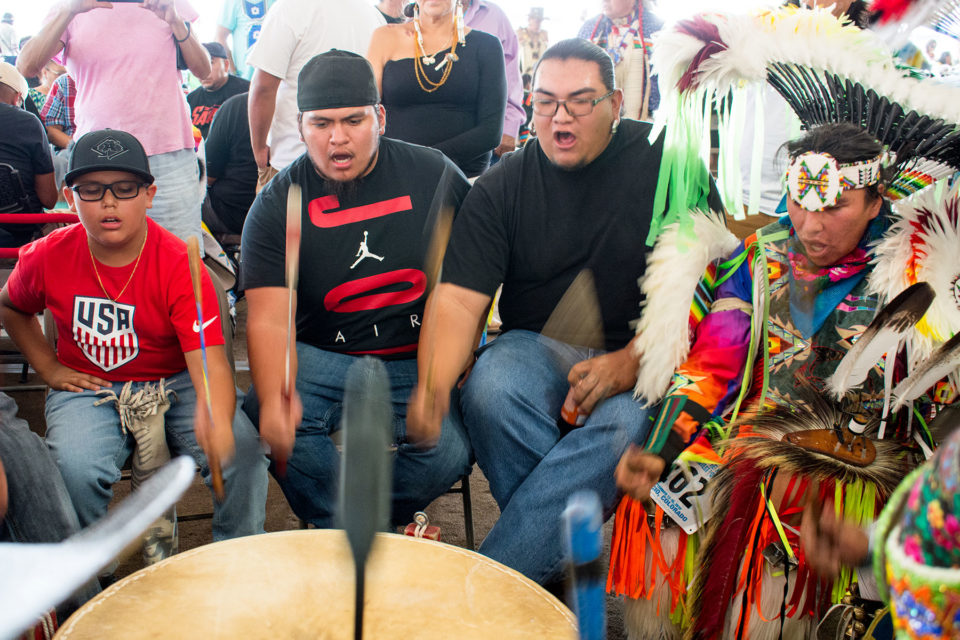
[56,530,578,639]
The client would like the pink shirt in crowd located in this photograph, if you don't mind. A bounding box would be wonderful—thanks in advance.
[53,1,198,156]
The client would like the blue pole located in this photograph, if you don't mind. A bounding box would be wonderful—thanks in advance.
[563,490,606,640]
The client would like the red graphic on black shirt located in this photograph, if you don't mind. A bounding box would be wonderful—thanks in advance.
[324,269,426,313]
[308,195,413,228]
[192,105,219,129]
[72,296,139,371]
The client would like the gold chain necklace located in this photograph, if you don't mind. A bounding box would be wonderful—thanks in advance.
[413,18,461,93]
[89,226,148,302]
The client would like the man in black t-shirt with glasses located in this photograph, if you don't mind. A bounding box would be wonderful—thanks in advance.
[408,39,722,587]
[241,50,472,529]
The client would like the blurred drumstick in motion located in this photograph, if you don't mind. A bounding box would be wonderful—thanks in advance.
[423,205,453,294]
[541,270,604,436]
[277,182,302,476]
[422,205,453,409]
[186,236,224,502]
[340,357,393,640]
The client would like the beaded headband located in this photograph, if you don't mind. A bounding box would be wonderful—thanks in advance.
[785,151,884,211]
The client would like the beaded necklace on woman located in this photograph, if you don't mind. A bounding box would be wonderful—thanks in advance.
[412,1,467,93]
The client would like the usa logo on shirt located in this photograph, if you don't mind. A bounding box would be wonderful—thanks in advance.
[72,296,139,371]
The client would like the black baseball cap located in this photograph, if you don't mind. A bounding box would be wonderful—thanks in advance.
[297,50,379,112]
[203,42,229,60]
[65,129,154,187]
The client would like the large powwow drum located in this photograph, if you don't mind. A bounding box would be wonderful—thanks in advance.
[56,530,578,639]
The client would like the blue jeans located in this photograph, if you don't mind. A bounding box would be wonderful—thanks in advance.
[0,392,101,615]
[460,330,652,584]
[147,148,203,243]
[45,370,268,540]
[242,344,473,528]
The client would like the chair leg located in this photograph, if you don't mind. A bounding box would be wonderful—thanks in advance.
[460,473,475,551]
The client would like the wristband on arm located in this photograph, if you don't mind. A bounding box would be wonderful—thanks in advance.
[643,395,713,474]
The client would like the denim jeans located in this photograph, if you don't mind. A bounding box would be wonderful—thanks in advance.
[144,148,203,243]
[242,344,473,528]
[460,330,652,584]
[45,370,268,540]
[0,392,101,615]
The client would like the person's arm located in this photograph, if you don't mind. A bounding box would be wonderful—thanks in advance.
[800,492,871,580]
[407,282,490,446]
[495,21,524,155]
[0,287,111,392]
[248,69,281,170]
[614,246,756,501]
[30,119,57,208]
[142,0,211,80]
[214,24,236,74]
[366,25,394,94]
[432,34,506,166]
[16,0,103,79]
[17,0,75,78]
[183,345,236,467]
[245,286,301,463]
[45,124,72,150]
[35,173,58,209]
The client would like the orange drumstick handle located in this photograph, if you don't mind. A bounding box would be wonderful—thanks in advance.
[186,236,225,501]
[186,236,204,304]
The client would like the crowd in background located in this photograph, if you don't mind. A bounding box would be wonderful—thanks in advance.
[0,1,958,638]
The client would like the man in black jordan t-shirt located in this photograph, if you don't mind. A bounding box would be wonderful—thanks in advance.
[407,39,723,587]
[241,50,471,528]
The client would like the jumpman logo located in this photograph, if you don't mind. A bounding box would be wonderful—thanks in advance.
[350,231,385,269]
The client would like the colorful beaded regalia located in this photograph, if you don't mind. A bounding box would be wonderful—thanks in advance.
[610,6,960,640]
[871,403,960,640]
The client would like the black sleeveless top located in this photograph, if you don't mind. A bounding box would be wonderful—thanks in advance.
[382,29,506,177]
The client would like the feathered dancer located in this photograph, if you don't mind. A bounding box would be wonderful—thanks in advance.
[609,7,960,639]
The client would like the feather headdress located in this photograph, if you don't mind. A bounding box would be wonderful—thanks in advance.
[648,7,960,241]
[893,332,960,409]
[869,182,960,373]
[826,281,934,398]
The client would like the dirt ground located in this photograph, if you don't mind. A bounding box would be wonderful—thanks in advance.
[2,298,629,639]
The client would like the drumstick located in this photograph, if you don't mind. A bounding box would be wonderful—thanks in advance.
[339,357,392,640]
[422,205,453,418]
[187,236,225,502]
[278,183,302,477]
[563,491,606,640]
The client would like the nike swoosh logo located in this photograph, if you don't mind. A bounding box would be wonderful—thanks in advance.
[192,316,218,333]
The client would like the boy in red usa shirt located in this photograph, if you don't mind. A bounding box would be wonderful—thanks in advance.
[0,129,267,540]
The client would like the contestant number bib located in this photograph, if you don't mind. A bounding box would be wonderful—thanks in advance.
[651,460,719,534]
